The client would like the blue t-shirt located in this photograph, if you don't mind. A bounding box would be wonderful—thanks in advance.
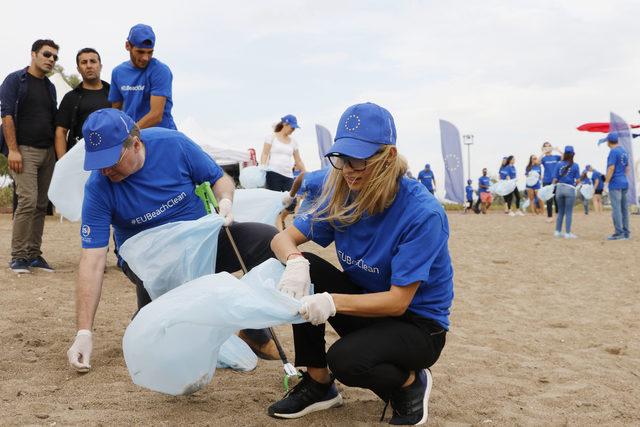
[81,128,223,251]
[580,176,592,185]
[297,168,330,212]
[554,161,580,185]
[417,169,435,190]
[293,178,454,329]
[591,170,604,191]
[526,165,542,188]
[465,185,473,201]
[478,176,491,193]
[498,166,510,180]
[109,58,177,130]
[541,155,561,184]
[607,146,629,190]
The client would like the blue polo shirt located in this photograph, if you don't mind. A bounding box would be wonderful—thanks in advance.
[541,154,561,184]
[418,169,435,190]
[478,176,491,193]
[294,177,454,329]
[607,146,629,190]
[554,161,580,185]
[109,58,177,130]
[81,127,223,251]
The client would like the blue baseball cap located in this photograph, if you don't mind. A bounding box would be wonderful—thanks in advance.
[281,114,299,129]
[585,164,592,170]
[606,132,619,143]
[425,163,430,169]
[467,179,472,184]
[83,109,136,171]
[564,145,574,154]
[327,102,397,159]
[127,24,155,49]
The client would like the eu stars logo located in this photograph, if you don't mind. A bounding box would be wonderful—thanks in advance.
[344,114,361,132]
[87,131,102,148]
[444,153,461,171]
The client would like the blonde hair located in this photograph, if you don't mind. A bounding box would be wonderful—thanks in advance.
[309,146,408,227]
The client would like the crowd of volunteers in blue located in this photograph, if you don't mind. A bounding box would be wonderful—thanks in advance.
[420,137,631,241]
[1,19,632,426]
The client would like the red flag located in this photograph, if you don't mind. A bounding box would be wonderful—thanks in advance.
[577,122,640,133]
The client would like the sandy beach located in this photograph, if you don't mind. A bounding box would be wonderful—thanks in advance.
[0,211,639,426]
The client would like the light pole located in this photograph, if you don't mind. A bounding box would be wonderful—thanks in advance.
[462,134,474,182]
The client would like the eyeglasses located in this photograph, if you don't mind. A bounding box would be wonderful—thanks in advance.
[42,51,59,61]
[327,155,368,171]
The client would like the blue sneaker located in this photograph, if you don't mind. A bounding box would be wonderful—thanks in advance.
[29,256,54,272]
[268,372,343,419]
[607,234,624,241]
[387,369,432,425]
[9,258,31,274]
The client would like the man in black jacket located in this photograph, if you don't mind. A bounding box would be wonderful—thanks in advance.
[0,39,59,273]
[55,48,111,159]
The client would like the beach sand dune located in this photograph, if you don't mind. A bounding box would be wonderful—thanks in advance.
[0,211,638,425]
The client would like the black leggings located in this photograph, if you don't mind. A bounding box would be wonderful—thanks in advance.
[122,221,278,345]
[265,171,296,213]
[504,188,521,209]
[293,253,447,400]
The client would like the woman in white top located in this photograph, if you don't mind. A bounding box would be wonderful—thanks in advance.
[260,114,306,230]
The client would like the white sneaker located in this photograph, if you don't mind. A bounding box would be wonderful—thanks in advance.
[545,218,553,223]
[554,231,562,238]
[508,211,516,217]
[564,233,578,239]
[516,211,525,216]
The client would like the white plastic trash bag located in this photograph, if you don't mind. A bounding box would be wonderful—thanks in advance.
[239,166,266,189]
[232,188,287,225]
[122,259,304,396]
[521,198,530,210]
[217,334,258,371]
[118,215,225,300]
[525,171,540,187]
[490,179,517,196]
[579,184,594,200]
[538,184,556,202]
[47,140,91,221]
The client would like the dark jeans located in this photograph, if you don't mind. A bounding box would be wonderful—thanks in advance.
[266,171,295,212]
[504,187,521,209]
[293,253,447,400]
[121,221,279,345]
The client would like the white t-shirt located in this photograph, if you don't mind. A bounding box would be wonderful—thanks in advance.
[265,134,298,178]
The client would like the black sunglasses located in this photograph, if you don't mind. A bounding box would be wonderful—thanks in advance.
[327,155,368,171]
[42,51,59,61]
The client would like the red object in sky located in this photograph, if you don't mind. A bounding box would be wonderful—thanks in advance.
[577,122,640,133]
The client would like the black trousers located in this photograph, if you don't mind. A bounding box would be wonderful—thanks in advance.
[293,253,447,400]
[543,182,558,217]
[504,187,521,209]
[122,221,278,344]
[265,171,295,212]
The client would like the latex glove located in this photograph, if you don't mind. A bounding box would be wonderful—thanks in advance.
[277,256,311,299]
[218,198,233,226]
[67,329,93,372]
[282,193,295,207]
[299,292,336,325]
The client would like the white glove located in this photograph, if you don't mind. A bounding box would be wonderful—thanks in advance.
[282,193,295,207]
[277,256,311,299]
[218,198,233,226]
[299,292,336,325]
[67,329,93,372]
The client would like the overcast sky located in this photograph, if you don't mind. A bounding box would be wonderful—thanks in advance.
[2,0,639,190]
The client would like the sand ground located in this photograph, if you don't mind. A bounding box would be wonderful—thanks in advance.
[0,210,639,426]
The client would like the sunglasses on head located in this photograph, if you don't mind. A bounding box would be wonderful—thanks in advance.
[41,51,58,61]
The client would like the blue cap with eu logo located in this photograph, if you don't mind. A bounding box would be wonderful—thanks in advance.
[328,102,397,159]
[281,114,299,129]
[82,108,136,171]
[127,24,155,49]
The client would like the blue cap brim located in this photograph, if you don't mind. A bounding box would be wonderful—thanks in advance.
[84,144,123,171]
[325,138,381,159]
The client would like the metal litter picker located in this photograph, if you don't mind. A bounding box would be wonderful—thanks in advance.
[195,182,300,391]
